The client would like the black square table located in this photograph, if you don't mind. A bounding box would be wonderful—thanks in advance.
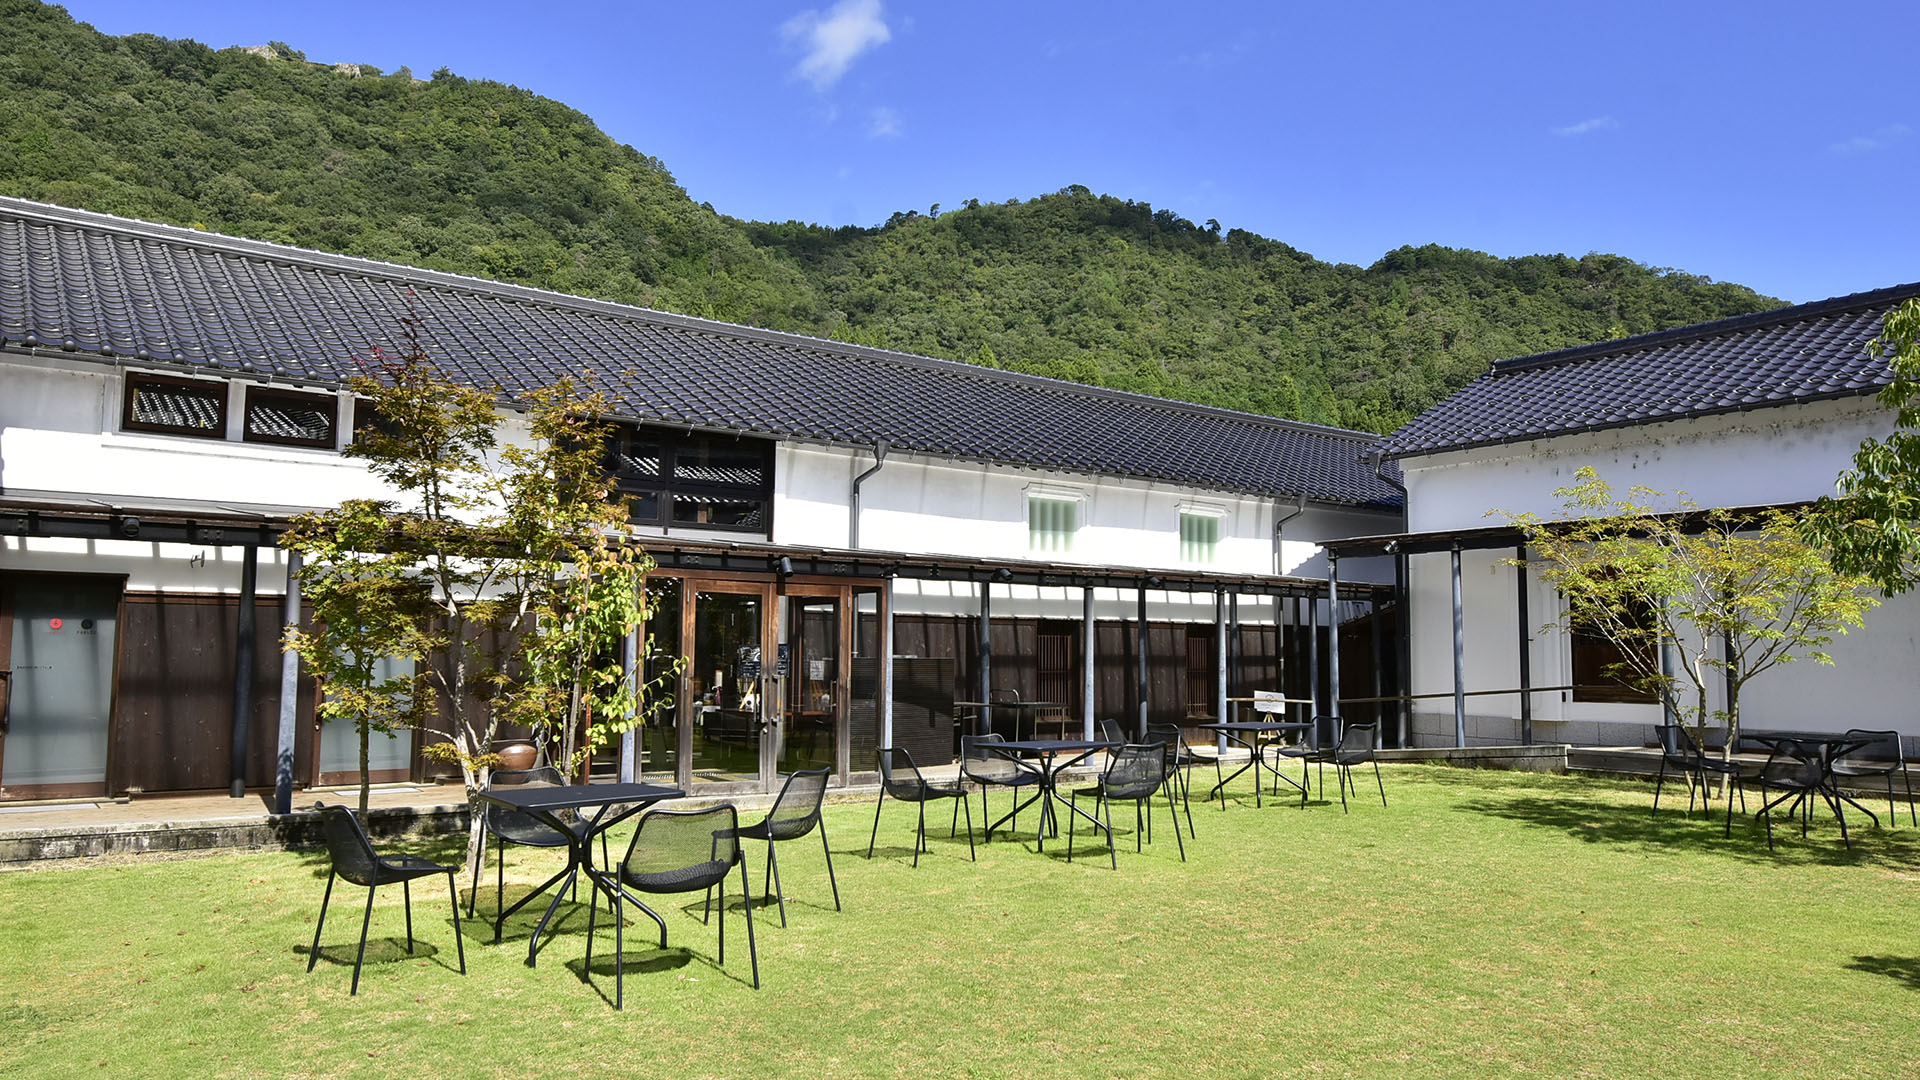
[1200,721,1314,808]
[1743,731,1879,846]
[987,739,1115,851]
[473,781,684,965]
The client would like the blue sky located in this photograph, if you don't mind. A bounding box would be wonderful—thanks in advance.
[54,0,1920,303]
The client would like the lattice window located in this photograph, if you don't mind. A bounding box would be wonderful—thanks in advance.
[1028,496,1079,553]
[122,374,227,438]
[607,424,773,536]
[1179,511,1220,565]
[243,387,337,448]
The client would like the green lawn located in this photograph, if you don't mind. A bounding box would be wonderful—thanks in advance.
[3,767,1917,1079]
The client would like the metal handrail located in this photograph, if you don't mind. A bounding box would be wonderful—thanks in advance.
[1336,684,1601,705]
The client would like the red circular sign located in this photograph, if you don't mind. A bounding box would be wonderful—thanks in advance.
[48,617,63,630]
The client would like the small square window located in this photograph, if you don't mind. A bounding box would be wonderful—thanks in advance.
[1179,512,1220,565]
[122,374,227,438]
[243,387,337,449]
[1029,496,1079,553]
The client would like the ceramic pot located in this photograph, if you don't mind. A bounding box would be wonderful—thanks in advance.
[496,742,538,771]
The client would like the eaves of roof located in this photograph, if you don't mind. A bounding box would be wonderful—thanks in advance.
[1374,280,1920,461]
[0,196,1403,510]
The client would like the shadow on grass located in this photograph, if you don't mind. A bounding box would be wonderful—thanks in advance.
[458,884,612,950]
[1846,955,1920,990]
[297,935,457,971]
[564,914,759,1003]
[1426,767,1920,869]
[856,837,976,865]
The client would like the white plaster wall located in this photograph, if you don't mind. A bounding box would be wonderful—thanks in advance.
[1,357,387,511]
[1403,397,1893,532]
[0,536,290,595]
[773,443,1400,583]
[1400,397,1918,744]
[3,352,1404,606]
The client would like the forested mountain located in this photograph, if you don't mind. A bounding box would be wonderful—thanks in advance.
[0,2,1782,431]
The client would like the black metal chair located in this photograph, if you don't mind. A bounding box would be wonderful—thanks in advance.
[1830,728,1916,827]
[1325,720,1385,813]
[1276,715,1336,802]
[471,766,603,925]
[590,803,758,1010]
[867,747,975,867]
[1145,721,1203,837]
[734,768,839,927]
[990,687,1022,739]
[961,733,1043,842]
[1653,723,1745,834]
[1068,741,1183,869]
[307,804,466,995]
[1099,718,1128,745]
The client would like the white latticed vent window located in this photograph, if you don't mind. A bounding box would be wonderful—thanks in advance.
[244,388,336,448]
[1029,496,1078,553]
[123,375,226,437]
[1180,512,1220,565]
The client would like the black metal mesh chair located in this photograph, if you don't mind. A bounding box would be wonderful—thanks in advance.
[591,803,758,1010]
[1654,724,1746,833]
[307,804,466,995]
[1830,728,1916,827]
[1068,742,1183,868]
[867,747,975,867]
[471,766,601,923]
[1099,718,1128,745]
[1326,721,1386,813]
[1276,715,1334,802]
[962,734,1042,842]
[1145,721,1203,837]
[734,768,839,927]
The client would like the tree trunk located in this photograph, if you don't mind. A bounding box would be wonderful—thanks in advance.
[358,719,371,815]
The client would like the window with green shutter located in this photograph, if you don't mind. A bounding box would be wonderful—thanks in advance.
[1179,512,1220,565]
[1028,496,1078,553]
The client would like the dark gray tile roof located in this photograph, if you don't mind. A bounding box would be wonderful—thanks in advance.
[0,197,1399,508]
[1377,282,1920,459]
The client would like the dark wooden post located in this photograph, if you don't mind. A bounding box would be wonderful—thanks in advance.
[230,547,258,798]
[1135,582,1150,739]
[977,579,992,736]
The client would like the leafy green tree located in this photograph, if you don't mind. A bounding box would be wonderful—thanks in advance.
[1502,468,1876,764]
[280,313,674,868]
[279,503,431,814]
[493,380,680,776]
[1807,299,1920,592]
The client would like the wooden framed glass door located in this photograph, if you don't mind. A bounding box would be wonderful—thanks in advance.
[683,580,775,790]
[778,590,844,781]
[648,572,886,792]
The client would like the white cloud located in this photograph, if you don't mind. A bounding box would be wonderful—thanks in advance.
[782,0,891,91]
[868,106,902,138]
[1551,115,1618,137]
[1829,123,1911,154]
